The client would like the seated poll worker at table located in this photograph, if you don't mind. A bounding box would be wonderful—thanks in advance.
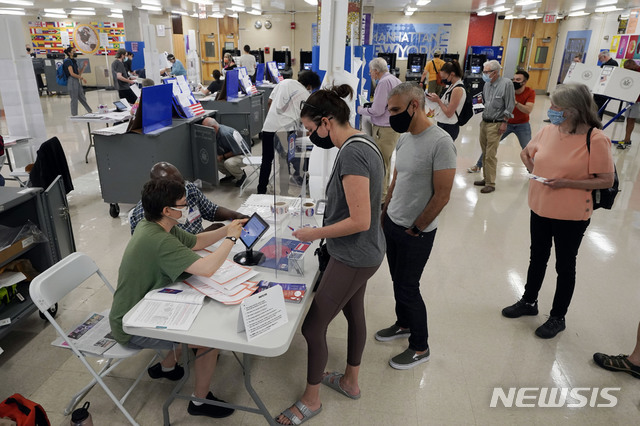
[110,178,247,419]
[130,162,248,234]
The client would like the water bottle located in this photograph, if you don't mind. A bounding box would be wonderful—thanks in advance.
[70,401,93,426]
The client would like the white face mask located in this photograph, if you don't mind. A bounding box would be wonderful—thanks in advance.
[170,206,189,225]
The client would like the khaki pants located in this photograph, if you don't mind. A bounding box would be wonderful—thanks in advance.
[218,155,245,180]
[479,121,501,187]
[372,124,400,199]
[427,80,443,97]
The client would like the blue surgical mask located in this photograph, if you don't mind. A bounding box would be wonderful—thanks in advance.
[482,73,492,83]
[547,109,566,125]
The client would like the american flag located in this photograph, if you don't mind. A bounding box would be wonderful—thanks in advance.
[188,102,205,116]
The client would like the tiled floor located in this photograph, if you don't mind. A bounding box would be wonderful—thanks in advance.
[1,89,639,425]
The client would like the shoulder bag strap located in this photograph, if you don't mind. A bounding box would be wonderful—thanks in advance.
[586,127,594,153]
[432,60,439,73]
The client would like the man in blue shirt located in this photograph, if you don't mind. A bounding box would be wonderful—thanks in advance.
[129,162,248,234]
[201,117,250,187]
[165,53,187,76]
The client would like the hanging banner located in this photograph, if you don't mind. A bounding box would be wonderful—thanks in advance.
[372,23,451,60]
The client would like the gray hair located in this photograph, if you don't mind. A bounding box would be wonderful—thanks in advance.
[550,83,602,130]
[598,50,611,59]
[389,82,425,110]
[115,48,127,59]
[369,57,388,73]
[224,52,233,61]
[484,60,501,72]
[141,78,155,87]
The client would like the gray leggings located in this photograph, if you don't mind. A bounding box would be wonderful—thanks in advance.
[301,257,380,385]
[68,77,92,116]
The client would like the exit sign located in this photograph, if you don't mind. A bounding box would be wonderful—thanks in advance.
[543,14,557,23]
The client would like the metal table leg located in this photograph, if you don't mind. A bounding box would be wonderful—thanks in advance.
[85,122,93,163]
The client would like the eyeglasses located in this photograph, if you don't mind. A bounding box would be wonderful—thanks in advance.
[300,100,321,113]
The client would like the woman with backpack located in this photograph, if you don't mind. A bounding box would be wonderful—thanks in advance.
[501,83,614,339]
[426,60,466,141]
[63,46,92,116]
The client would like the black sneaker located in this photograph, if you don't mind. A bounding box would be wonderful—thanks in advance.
[535,316,566,339]
[147,363,185,381]
[502,299,538,318]
[219,175,235,183]
[235,172,247,187]
[375,324,411,342]
[187,391,235,418]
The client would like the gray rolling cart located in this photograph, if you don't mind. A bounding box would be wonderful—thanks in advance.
[93,114,219,217]
[0,176,76,341]
[200,94,263,145]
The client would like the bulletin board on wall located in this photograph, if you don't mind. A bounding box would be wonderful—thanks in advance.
[29,21,125,55]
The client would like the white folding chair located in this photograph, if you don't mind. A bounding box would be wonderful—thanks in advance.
[29,252,159,426]
[231,129,262,196]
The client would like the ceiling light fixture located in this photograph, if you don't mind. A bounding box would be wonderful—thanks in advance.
[416,0,430,5]
[108,13,123,18]
[228,5,245,11]
[44,8,66,13]
[504,14,516,19]
[141,0,161,5]
[477,10,493,16]
[526,14,541,19]
[70,10,96,15]
[516,0,541,5]
[188,0,213,5]
[247,9,262,15]
[595,6,622,12]
[0,0,32,5]
[304,0,318,5]
[568,10,590,16]
[171,10,188,15]
[406,3,418,12]
[71,0,113,5]
[209,12,225,18]
[229,12,239,17]
[45,13,68,18]
[138,5,162,11]
[494,6,511,12]
[0,8,26,15]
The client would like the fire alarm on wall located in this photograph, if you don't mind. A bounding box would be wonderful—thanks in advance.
[291,22,296,30]
[265,47,270,54]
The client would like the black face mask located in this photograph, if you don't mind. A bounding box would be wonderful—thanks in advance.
[309,125,334,149]
[389,101,415,133]
[513,81,522,90]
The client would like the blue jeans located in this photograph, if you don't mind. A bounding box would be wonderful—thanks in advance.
[384,214,436,352]
[476,122,531,167]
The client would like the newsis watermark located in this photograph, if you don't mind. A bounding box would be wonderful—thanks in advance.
[490,387,621,408]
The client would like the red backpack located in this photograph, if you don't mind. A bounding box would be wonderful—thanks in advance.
[0,394,50,426]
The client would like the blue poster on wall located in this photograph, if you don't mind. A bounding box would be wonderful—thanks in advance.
[372,23,451,60]
[558,30,592,84]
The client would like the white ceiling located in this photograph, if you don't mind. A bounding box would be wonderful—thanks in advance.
[6,0,640,17]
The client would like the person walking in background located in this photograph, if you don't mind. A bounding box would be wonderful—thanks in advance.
[276,85,385,425]
[376,83,456,370]
[468,70,535,173]
[501,84,614,339]
[63,46,92,116]
[426,60,466,141]
[357,57,401,200]
[473,60,515,193]
[111,48,138,105]
[420,50,445,97]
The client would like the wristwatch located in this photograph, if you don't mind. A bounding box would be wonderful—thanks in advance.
[410,225,421,235]
[225,236,237,244]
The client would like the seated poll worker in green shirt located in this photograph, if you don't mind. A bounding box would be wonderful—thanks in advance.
[109,178,247,419]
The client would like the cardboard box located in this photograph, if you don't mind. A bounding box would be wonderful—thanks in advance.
[592,65,640,102]
[563,62,601,90]
[0,236,35,266]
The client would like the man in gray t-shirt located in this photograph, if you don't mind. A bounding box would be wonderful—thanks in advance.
[375,83,456,370]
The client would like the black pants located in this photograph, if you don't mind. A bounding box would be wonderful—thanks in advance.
[522,211,590,318]
[384,214,436,351]
[257,131,275,194]
[437,121,460,141]
[118,88,138,105]
[593,94,607,119]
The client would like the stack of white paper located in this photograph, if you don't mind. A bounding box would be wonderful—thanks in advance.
[184,259,259,304]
